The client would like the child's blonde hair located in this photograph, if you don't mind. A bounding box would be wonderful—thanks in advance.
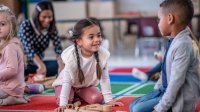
[0,5,27,66]
[0,5,17,52]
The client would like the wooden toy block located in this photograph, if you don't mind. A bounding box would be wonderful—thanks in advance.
[85,104,103,111]
[78,110,100,112]
[74,101,81,107]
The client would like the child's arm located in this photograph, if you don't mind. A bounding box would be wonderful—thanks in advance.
[59,66,72,107]
[154,44,190,111]
[0,45,19,81]
[99,66,113,103]
[100,66,124,107]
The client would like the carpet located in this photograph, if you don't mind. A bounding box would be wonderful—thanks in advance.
[1,88,200,112]
[109,67,151,74]
[0,95,57,111]
[1,67,198,111]
[0,95,137,112]
[113,96,137,112]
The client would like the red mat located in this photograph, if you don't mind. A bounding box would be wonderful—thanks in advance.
[0,95,57,111]
[1,95,198,112]
[109,67,151,74]
[0,95,136,112]
[113,96,137,112]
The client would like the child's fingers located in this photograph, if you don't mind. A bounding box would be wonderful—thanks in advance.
[54,106,66,112]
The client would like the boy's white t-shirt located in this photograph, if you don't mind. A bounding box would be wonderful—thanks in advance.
[52,45,113,106]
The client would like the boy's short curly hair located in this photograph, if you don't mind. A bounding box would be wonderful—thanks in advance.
[160,0,194,26]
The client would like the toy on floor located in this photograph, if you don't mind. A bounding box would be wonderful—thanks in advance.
[64,101,112,112]
[25,83,45,94]
[26,75,56,89]
[27,74,45,83]
[131,68,148,80]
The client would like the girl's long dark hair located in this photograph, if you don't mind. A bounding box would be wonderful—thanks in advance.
[68,17,103,84]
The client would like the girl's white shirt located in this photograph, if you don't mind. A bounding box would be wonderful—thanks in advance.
[52,45,112,106]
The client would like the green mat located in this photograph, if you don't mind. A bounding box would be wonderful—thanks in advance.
[130,83,155,95]
[43,82,155,96]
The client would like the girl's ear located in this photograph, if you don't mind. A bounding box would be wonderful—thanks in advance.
[76,39,82,47]
[168,13,174,24]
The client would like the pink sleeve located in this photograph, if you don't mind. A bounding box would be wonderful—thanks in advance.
[0,44,19,81]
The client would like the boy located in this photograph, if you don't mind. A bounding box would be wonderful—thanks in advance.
[129,0,200,112]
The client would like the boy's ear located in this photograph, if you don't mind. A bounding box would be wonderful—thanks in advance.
[168,13,174,24]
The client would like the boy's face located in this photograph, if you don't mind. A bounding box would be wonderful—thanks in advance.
[158,8,170,36]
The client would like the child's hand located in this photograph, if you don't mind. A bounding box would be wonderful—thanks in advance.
[154,51,163,62]
[55,104,74,112]
[54,106,66,112]
[106,101,124,107]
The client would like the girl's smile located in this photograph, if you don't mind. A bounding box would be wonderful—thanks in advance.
[77,25,102,58]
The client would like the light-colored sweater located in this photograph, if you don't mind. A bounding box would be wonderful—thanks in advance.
[52,45,113,106]
[0,38,26,97]
[154,28,200,112]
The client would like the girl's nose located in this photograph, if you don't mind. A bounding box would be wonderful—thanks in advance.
[45,18,51,24]
[95,37,101,42]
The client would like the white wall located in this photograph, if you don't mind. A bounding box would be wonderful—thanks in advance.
[29,1,86,20]
[117,0,163,13]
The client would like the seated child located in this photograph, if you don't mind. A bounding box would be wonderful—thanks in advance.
[130,0,200,111]
[0,5,29,105]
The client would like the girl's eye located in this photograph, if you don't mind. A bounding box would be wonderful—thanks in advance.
[0,23,5,26]
[98,34,102,38]
[89,36,93,39]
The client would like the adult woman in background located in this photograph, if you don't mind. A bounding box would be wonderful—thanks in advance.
[18,1,63,78]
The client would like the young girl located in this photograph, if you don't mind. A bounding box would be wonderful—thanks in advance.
[0,5,29,105]
[53,18,123,111]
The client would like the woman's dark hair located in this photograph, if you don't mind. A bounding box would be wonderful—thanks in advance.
[69,17,102,84]
[31,1,57,34]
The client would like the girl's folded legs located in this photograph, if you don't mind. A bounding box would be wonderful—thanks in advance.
[0,95,30,106]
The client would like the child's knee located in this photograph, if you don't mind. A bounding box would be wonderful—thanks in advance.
[88,93,103,104]
[129,101,144,112]
[130,104,143,112]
